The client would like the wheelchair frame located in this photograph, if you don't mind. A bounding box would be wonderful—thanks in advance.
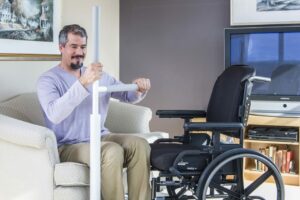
[150,69,284,200]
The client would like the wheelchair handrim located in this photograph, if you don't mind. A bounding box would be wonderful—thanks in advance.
[201,153,285,200]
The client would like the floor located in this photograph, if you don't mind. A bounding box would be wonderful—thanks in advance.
[155,182,300,199]
[252,183,300,200]
[284,184,300,199]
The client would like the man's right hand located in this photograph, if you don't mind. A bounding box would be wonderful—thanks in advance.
[79,62,103,88]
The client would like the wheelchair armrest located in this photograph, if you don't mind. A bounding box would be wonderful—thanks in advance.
[153,138,184,144]
[184,122,244,132]
[154,134,210,145]
[156,110,206,119]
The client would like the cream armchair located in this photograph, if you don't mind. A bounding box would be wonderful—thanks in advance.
[0,93,168,200]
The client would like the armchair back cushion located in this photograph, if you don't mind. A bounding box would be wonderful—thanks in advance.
[0,93,45,126]
[0,93,153,133]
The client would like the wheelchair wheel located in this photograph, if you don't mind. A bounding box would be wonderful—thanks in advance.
[197,148,284,200]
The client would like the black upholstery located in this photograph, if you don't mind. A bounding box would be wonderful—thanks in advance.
[151,65,255,171]
[156,110,206,119]
[150,143,209,171]
[206,66,254,123]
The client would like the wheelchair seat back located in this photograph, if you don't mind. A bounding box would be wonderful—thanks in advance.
[206,65,255,137]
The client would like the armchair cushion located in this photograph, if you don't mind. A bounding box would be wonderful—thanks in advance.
[54,187,89,200]
[54,162,89,186]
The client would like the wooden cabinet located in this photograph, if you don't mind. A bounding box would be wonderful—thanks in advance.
[245,115,300,186]
[192,115,300,185]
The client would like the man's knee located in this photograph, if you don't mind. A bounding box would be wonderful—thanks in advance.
[125,136,151,157]
[136,137,150,155]
[102,142,124,166]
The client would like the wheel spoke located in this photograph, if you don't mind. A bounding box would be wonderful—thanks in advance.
[244,169,273,196]
[236,158,245,194]
[247,196,266,200]
[176,186,188,198]
[210,181,241,200]
[198,151,284,200]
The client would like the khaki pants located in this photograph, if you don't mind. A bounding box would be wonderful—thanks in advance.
[58,134,151,200]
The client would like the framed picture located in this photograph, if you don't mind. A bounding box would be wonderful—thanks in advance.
[0,0,61,61]
[231,0,300,26]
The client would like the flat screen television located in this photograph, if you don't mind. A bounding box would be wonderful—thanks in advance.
[225,26,300,117]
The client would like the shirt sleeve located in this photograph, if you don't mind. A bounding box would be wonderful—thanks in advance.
[107,74,147,104]
[37,75,90,124]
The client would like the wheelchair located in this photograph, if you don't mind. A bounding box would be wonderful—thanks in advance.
[150,65,285,200]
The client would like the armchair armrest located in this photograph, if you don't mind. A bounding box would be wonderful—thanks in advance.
[0,114,59,158]
[105,100,152,133]
[0,114,60,166]
[156,110,206,119]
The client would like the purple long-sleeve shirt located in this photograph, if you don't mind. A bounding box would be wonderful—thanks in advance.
[37,66,144,146]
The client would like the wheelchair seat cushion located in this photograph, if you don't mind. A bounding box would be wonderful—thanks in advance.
[150,143,206,171]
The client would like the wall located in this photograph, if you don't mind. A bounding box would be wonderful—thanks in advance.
[0,0,119,102]
[120,0,230,136]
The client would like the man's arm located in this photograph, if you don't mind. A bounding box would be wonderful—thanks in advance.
[37,63,103,124]
[37,76,89,124]
[110,77,151,104]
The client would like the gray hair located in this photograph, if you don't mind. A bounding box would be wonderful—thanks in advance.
[59,24,88,46]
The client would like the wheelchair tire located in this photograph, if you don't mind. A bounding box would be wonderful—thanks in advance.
[196,148,284,200]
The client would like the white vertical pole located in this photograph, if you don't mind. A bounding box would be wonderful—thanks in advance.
[90,5,101,200]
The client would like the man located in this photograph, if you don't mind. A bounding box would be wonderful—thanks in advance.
[37,24,151,200]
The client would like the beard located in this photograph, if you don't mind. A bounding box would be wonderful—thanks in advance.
[70,55,84,70]
[70,62,83,70]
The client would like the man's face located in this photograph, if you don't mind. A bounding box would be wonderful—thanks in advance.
[59,33,87,70]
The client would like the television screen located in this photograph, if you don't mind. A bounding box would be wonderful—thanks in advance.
[225,26,300,101]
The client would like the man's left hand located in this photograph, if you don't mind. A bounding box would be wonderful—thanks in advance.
[133,78,151,93]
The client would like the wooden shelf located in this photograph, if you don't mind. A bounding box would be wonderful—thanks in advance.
[248,115,300,127]
[244,139,299,146]
[245,115,300,186]
[244,169,299,186]
[193,115,300,186]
